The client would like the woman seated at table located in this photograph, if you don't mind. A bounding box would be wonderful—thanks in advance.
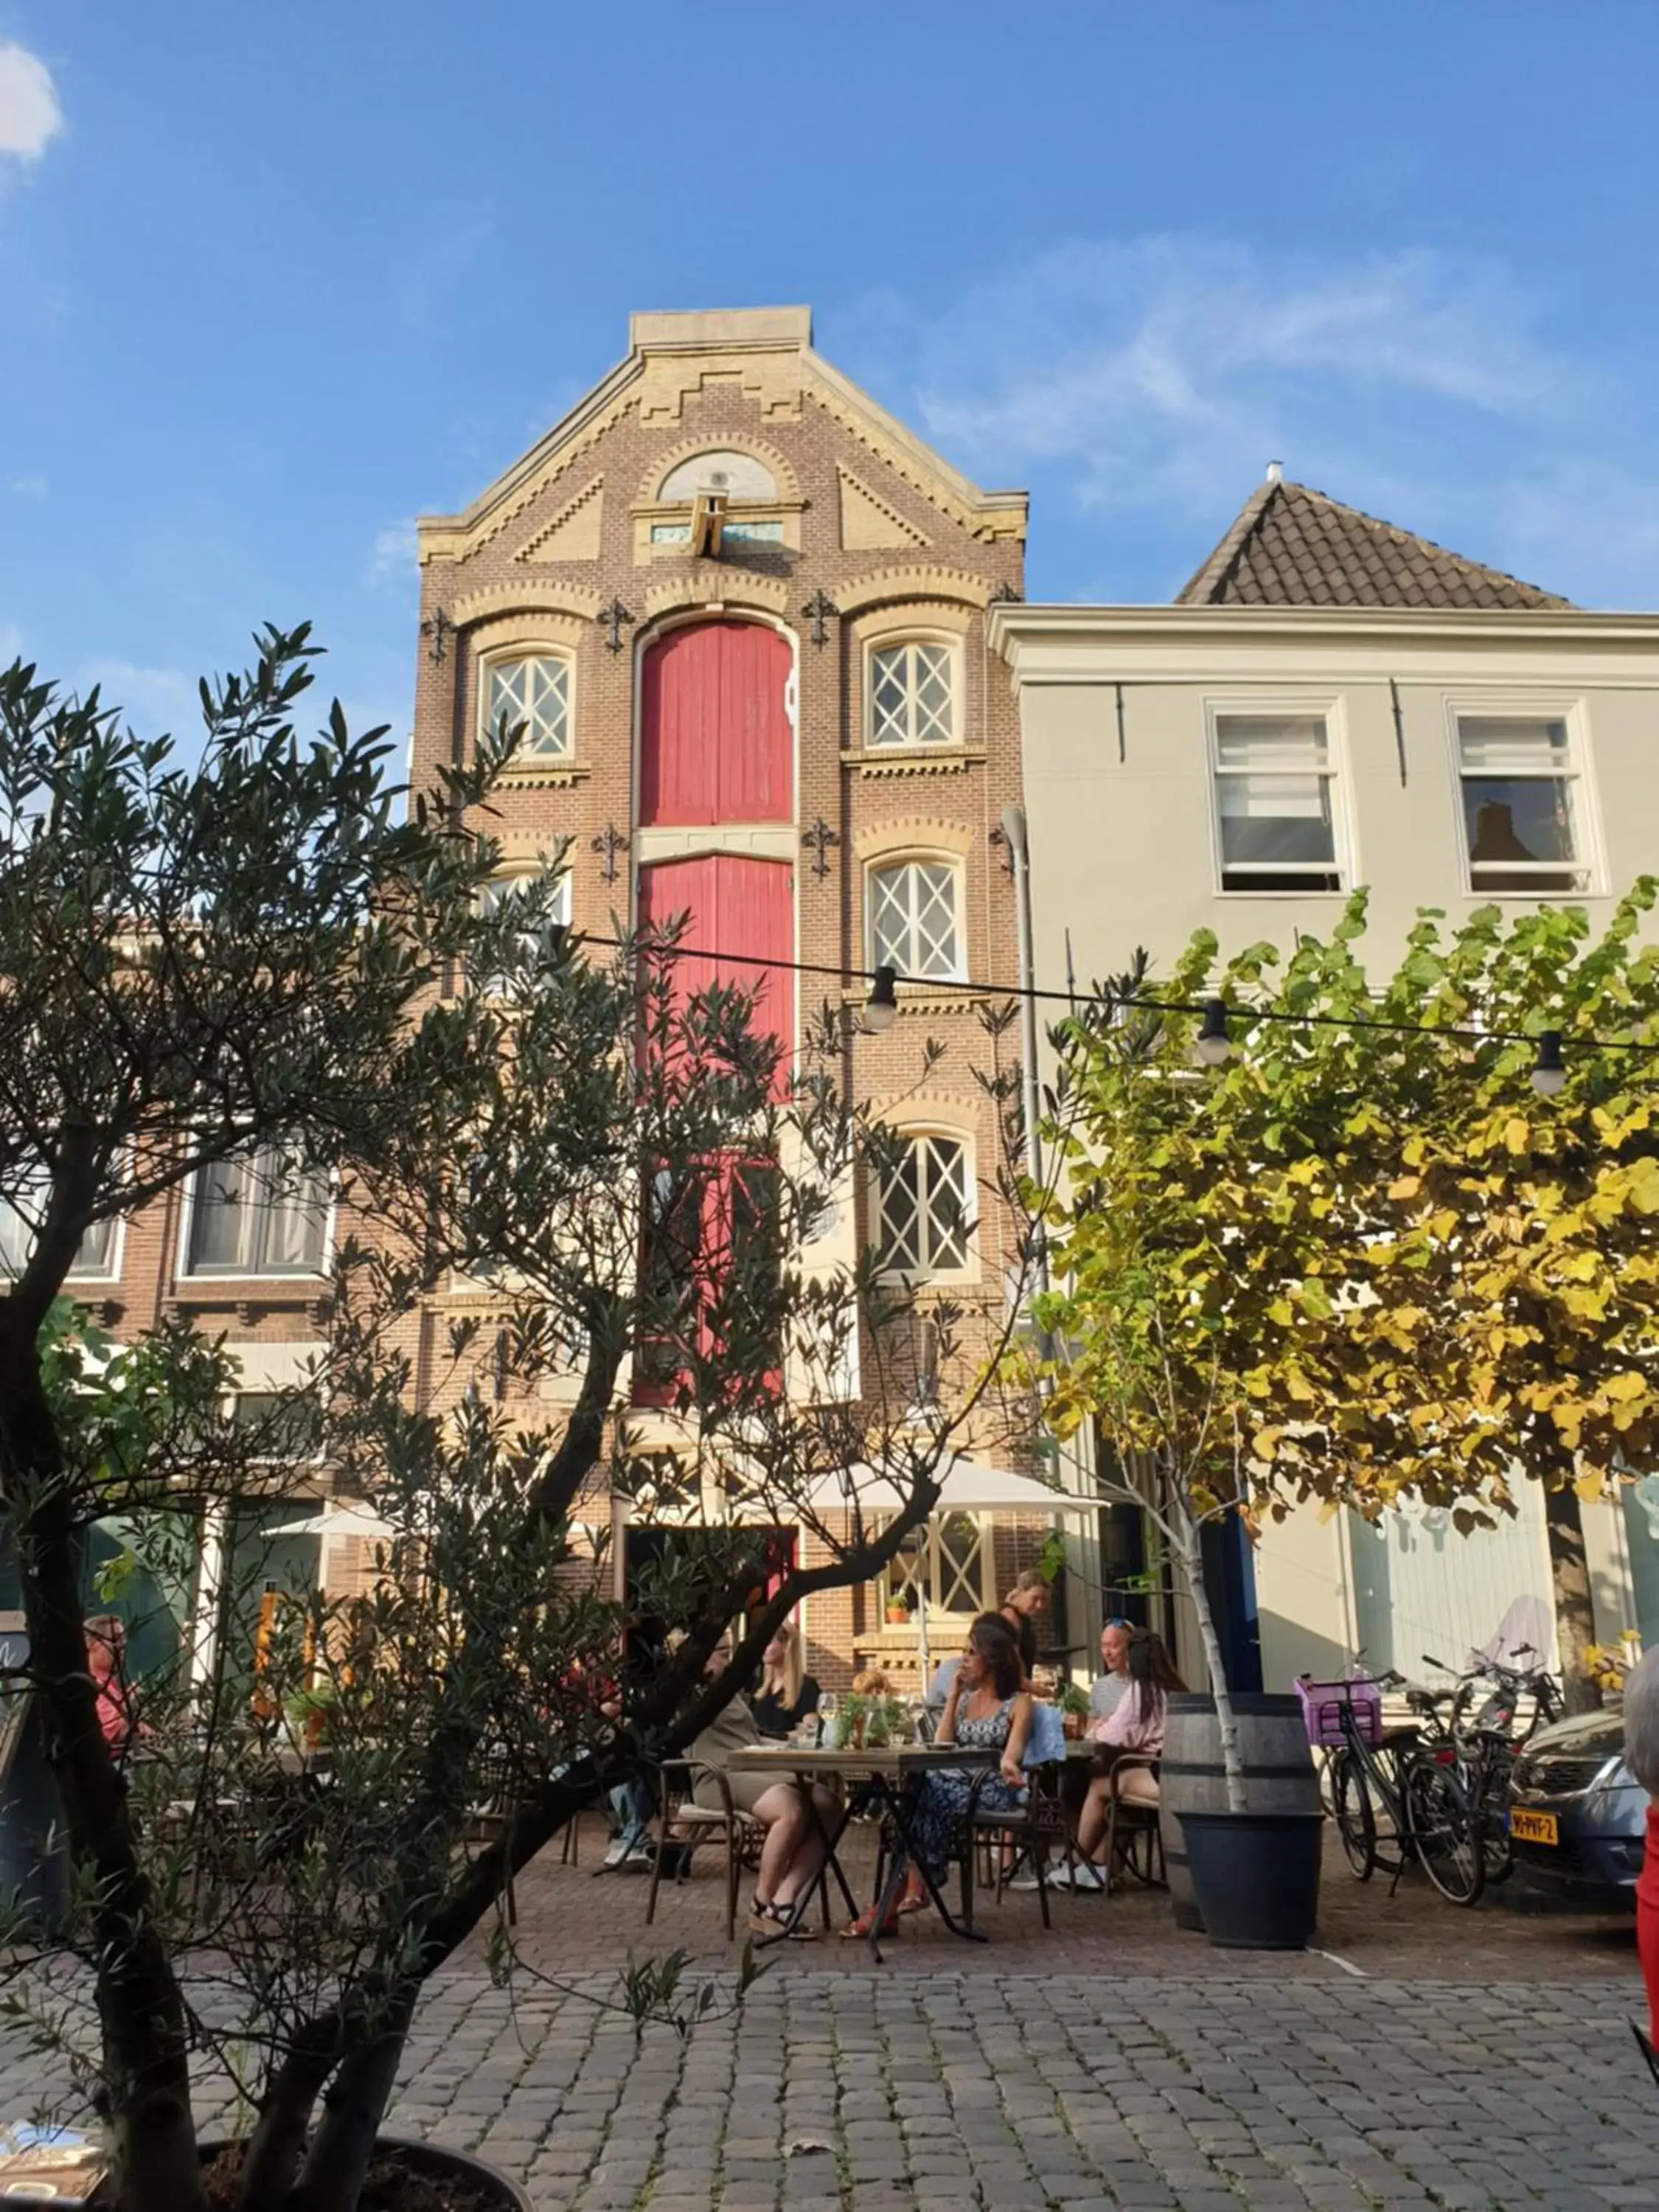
[686,1640,838,1939]
[1071,1630,1184,1891]
[844,1613,1032,1938]
[751,1621,821,1741]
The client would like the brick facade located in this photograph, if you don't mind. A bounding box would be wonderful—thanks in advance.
[77,309,1040,1681]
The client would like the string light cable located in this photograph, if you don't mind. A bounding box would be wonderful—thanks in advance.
[535,926,1659,1091]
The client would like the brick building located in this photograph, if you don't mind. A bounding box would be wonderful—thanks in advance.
[410,307,1037,1693]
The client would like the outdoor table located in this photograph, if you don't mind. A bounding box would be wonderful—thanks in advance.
[728,1742,1006,1960]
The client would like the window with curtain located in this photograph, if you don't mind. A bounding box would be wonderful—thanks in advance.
[1211,713,1342,891]
[869,859,963,981]
[472,870,572,993]
[1456,717,1590,892]
[482,655,572,759]
[883,1512,989,1616]
[0,1168,116,1280]
[869,641,956,748]
[185,1146,330,1277]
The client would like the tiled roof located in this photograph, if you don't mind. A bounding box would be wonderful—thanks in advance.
[1175,478,1572,611]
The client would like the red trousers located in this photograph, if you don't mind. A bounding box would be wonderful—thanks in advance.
[1639,1803,1659,2042]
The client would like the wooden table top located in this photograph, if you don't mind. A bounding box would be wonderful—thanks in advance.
[727,1739,1105,1772]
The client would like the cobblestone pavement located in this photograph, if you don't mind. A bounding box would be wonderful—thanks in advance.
[4,1969,1656,2209]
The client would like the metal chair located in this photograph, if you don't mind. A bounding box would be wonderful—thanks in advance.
[1099,1753,1166,1891]
[956,1761,1068,1930]
[644,1758,759,1941]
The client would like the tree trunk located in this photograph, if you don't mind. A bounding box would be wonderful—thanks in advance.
[234,2039,334,2211]
[0,1323,204,2212]
[1169,1485,1246,1812]
[293,1990,417,2212]
[1545,1481,1602,1717]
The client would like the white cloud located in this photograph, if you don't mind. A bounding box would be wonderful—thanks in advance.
[366,518,418,589]
[863,238,1586,522]
[0,44,63,161]
[76,661,199,740]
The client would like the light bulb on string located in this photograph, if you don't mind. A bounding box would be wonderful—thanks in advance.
[1531,1030,1566,1097]
[863,965,899,1034]
[1192,998,1232,1069]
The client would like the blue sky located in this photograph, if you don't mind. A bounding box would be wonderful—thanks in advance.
[4,4,1659,751]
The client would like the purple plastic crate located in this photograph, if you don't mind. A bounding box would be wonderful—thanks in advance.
[1295,1674,1382,1749]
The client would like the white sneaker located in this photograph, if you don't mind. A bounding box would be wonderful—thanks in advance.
[619,1841,654,1872]
[1067,1861,1106,1893]
[601,1834,630,1869]
[1004,1873,1046,1892]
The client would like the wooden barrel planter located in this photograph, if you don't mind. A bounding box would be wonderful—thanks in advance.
[1160,1692,1320,1932]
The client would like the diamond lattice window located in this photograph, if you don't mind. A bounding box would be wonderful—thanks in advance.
[869,641,956,748]
[485,656,572,759]
[870,861,962,981]
[876,1135,970,1277]
[883,1511,987,1616]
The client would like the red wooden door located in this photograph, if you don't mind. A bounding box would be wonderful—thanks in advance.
[639,621,792,826]
[636,855,793,1087]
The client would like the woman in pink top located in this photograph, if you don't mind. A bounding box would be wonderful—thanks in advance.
[1073,1631,1184,1888]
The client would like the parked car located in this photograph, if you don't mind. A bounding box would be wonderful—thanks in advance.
[1508,1708,1646,1904]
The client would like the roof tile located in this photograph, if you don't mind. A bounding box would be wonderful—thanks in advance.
[1175,479,1571,611]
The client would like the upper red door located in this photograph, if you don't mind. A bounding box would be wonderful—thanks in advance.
[639,620,793,825]
[636,855,793,1087]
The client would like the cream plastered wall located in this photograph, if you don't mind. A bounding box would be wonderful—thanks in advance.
[995,605,1659,1686]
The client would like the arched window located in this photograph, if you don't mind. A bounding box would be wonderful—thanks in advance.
[868,857,964,982]
[874,1131,973,1279]
[481,653,572,759]
[868,639,956,748]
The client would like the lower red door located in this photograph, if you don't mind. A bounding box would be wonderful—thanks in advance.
[636,854,793,1096]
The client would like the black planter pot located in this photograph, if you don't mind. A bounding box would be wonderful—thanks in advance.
[194,2133,533,2211]
[1176,1807,1324,1951]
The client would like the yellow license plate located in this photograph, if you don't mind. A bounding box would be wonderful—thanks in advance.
[1510,1808,1559,1846]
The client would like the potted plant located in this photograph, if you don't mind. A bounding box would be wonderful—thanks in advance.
[885,1595,911,1625]
[835,1691,872,1749]
[1059,1680,1090,1741]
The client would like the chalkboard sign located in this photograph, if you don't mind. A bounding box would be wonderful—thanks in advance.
[0,1610,69,1933]
[0,1613,30,1792]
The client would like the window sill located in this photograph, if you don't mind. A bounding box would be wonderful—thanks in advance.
[843,747,986,779]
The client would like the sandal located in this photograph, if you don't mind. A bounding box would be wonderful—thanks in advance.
[841,1903,900,1941]
[894,1878,930,1916]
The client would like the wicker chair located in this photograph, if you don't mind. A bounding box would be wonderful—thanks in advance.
[644,1758,759,1941]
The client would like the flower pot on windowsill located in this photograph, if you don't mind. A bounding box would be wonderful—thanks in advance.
[885,1602,910,1625]
[1175,1807,1325,1951]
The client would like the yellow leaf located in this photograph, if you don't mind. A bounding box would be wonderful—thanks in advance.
[1388,1175,1422,1200]
[1504,1117,1531,1155]
[1575,1471,1606,1503]
[1606,1371,1648,1402]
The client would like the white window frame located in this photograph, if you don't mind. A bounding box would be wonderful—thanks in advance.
[473,868,573,995]
[477,647,576,763]
[882,1509,992,1618]
[1205,698,1351,896]
[178,1144,334,1283]
[866,636,961,751]
[865,855,967,984]
[0,1166,123,1284]
[1444,695,1602,898]
[873,1129,975,1283]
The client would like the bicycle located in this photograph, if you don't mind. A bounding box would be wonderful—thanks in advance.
[1422,1645,1563,1886]
[1301,1666,1486,1907]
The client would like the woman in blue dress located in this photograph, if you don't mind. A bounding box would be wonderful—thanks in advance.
[845,1613,1032,1936]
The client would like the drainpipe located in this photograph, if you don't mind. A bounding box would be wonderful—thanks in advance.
[1001,803,1105,1649]
[999,805,1045,1211]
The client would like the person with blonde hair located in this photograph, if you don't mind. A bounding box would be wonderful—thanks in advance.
[1624,1646,1659,2042]
[1001,1570,1049,1680]
[752,1619,821,1741]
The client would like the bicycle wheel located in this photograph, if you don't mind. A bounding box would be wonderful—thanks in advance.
[1404,1756,1485,1907]
[1327,1749,1377,1881]
[1478,1747,1515,1886]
